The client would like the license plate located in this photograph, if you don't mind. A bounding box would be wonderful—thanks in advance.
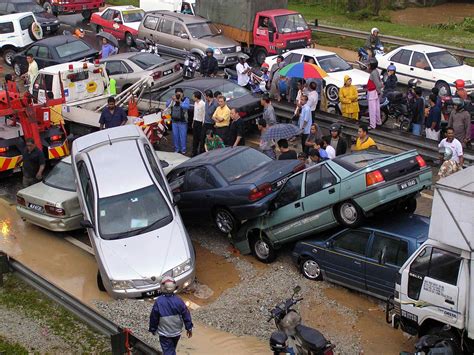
[142,289,159,298]
[398,178,417,190]
[163,69,172,76]
[47,26,50,31]
[28,203,44,213]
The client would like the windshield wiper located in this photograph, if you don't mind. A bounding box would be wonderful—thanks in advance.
[133,216,169,235]
[198,34,212,39]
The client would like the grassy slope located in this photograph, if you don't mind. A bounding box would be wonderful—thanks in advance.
[0,336,29,355]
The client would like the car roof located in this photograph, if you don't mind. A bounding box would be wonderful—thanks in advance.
[0,11,34,21]
[176,146,250,168]
[170,77,239,91]
[36,34,81,46]
[105,5,142,11]
[396,44,446,54]
[360,214,430,240]
[144,10,207,24]
[73,125,142,153]
[286,48,337,57]
[39,61,99,74]
[263,9,299,17]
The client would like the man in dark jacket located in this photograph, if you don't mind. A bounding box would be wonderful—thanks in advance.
[324,123,347,156]
[200,48,218,77]
[425,93,441,141]
[149,277,193,355]
[410,87,425,136]
[22,138,45,187]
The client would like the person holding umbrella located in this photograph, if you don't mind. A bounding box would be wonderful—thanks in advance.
[100,37,117,59]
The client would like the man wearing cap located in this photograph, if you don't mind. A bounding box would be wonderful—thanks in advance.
[149,277,193,355]
[200,48,218,77]
[324,123,347,156]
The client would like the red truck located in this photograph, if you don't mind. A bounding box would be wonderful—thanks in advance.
[37,0,104,20]
[195,0,312,65]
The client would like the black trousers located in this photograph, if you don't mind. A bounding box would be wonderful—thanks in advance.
[200,123,215,153]
[301,134,309,154]
[215,126,229,145]
[192,121,203,156]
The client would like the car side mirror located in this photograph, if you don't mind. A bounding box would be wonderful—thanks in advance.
[80,220,93,229]
[180,33,189,39]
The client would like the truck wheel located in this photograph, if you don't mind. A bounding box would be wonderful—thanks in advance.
[300,257,323,280]
[251,234,276,263]
[82,10,92,20]
[13,62,23,76]
[97,271,106,292]
[254,48,267,66]
[335,200,364,227]
[3,48,16,66]
[125,32,134,47]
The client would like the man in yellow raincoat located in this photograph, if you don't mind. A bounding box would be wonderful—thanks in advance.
[339,75,359,119]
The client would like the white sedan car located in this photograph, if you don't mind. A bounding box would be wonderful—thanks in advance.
[377,44,474,95]
[264,48,369,102]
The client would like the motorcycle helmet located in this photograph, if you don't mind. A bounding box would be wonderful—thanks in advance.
[387,64,396,72]
[205,47,214,54]
[261,62,269,70]
[452,97,465,110]
[330,123,341,133]
[160,276,177,294]
[371,27,379,35]
[408,78,420,89]
[454,79,465,89]
[368,57,378,70]
[438,146,453,161]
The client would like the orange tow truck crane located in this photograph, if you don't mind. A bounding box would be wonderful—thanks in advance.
[0,88,69,176]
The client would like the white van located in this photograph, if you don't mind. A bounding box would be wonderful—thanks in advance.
[139,0,195,14]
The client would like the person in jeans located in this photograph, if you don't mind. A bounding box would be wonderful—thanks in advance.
[212,95,230,143]
[22,138,45,187]
[170,91,190,154]
[410,87,424,136]
[200,90,217,153]
[298,95,312,153]
[191,91,205,156]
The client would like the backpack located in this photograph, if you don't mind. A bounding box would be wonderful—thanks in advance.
[171,104,186,122]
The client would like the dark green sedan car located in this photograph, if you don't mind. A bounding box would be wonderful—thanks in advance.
[233,149,432,263]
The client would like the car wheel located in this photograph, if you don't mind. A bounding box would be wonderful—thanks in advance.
[125,32,133,47]
[254,48,267,66]
[97,270,106,292]
[336,200,364,227]
[193,54,202,71]
[3,49,16,66]
[251,235,276,263]
[435,80,451,96]
[13,62,23,76]
[213,208,238,234]
[82,10,92,20]
[43,1,52,13]
[325,84,339,102]
[300,257,323,280]
[400,119,411,132]
[398,197,417,214]
[96,25,103,34]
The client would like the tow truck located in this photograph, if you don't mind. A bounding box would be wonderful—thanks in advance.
[0,87,69,176]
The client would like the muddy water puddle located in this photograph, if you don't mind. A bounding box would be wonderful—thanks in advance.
[391,3,474,26]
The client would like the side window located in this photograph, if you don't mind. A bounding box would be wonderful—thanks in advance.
[398,50,412,65]
[333,230,370,255]
[26,46,38,57]
[44,74,53,92]
[167,169,185,192]
[389,49,402,63]
[19,15,34,31]
[105,61,126,75]
[143,16,159,30]
[186,167,216,191]
[411,51,429,69]
[369,234,408,266]
[286,53,303,63]
[0,22,14,34]
[305,165,336,196]
[173,23,186,37]
[320,165,336,189]
[144,145,167,193]
[158,19,173,35]
[36,46,50,59]
[275,173,303,207]
[77,161,94,221]
[102,9,113,20]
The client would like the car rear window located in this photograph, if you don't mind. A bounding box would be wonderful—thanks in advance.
[19,15,34,31]
[56,40,91,58]
[215,149,271,182]
[333,152,390,172]
[129,53,166,69]
[211,82,249,100]
[43,161,75,191]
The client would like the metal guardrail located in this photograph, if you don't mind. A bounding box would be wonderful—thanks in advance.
[3,256,160,355]
[310,24,474,59]
[273,102,474,165]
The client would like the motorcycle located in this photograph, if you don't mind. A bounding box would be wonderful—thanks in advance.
[224,67,268,94]
[183,54,197,79]
[357,45,385,69]
[400,333,459,355]
[267,286,335,355]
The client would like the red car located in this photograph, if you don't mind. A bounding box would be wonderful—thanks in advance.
[91,5,145,47]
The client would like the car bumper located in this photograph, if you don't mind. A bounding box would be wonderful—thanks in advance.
[41,23,60,34]
[214,53,244,68]
[354,169,432,213]
[106,267,196,299]
[228,192,277,221]
[16,205,83,232]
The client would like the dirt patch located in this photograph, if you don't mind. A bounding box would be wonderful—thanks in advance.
[314,45,359,62]
[391,3,474,26]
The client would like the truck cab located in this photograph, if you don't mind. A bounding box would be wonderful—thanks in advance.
[37,0,104,20]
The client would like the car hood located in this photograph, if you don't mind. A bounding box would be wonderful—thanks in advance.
[328,69,369,87]
[97,218,191,281]
[433,65,474,83]
[125,22,141,31]
[34,11,58,23]
[197,35,238,49]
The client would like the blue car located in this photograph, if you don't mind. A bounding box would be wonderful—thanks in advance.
[292,214,429,299]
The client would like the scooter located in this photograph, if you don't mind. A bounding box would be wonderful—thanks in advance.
[383,90,411,131]
[267,286,335,355]
[400,333,458,355]
[357,45,385,69]
[183,54,197,79]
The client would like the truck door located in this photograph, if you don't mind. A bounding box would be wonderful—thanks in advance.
[254,15,275,51]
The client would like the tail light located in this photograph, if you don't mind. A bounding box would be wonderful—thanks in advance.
[366,170,384,187]
[68,64,74,71]
[323,347,335,355]
[238,111,247,118]
[292,162,306,173]
[249,183,272,202]
[0,147,8,153]
[45,205,66,216]
[93,68,103,74]
[50,135,62,141]
[152,71,162,79]
[16,195,26,206]
[415,155,426,168]
[174,64,181,71]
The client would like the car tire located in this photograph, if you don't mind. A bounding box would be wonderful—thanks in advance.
[124,32,134,47]
[82,10,92,21]
[427,327,462,354]
[300,257,323,281]
[28,22,43,41]
[325,84,339,103]
[435,80,451,96]
[398,197,417,214]
[251,234,276,263]
[335,200,364,228]
[213,208,238,234]
[254,48,267,66]
[3,49,16,66]
[13,62,23,76]
[97,271,106,292]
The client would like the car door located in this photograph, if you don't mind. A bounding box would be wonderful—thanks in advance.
[155,18,175,57]
[104,60,130,92]
[409,51,433,87]
[171,21,190,58]
[365,232,408,298]
[76,161,97,245]
[179,166,218,217]
[35,45,55,68]
[388,49,413,85]
[324,229,371,291]
[99,9,114,34]
[140,14,159,43]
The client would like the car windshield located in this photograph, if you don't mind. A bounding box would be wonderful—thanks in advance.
[426,51,462,69]
[98,184,172,240]
[274,14,308,34]
[56,40,91,58]
[316,54,352,72]
[211,81,249,100]
[333,152,390,172]
[187,22,220,39]
[129,53,166,70]
[215,149,271,182]
[15,3,45,13]
[43,161,75,191]
[122,9,144,23]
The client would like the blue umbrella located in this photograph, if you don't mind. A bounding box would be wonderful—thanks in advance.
[262,124,302,141]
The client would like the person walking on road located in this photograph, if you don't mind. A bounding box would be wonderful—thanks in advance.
[307,82,318,120]
[100,38,117,59]
[22,138,45,187]
[236,56,251,89]
[169,90,190,154]
[339,75,359,120]
[99,97,127,129]
[298,95,312,153]
[448,99,471,147]
[410,87,425,136]
[269,55,285,100]
[212,95,230,143]
[200,48,218,77]
[425,93,441,141]
[191,91,205,156]
[354,124,377,151]
[200,90,217,153]
[261,95,277,126]
[367,59,383,129]
[149,277,193,355]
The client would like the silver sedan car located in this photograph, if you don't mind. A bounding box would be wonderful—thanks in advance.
[100,52,183,93]
[72,125,195,298]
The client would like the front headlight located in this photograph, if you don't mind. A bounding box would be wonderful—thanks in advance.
[111,280,134,290]
[54,20,59,24]
[214,48,222,55]
[172,259,192,277]
[236,45,241,52]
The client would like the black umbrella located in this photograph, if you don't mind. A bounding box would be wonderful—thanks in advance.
[96,31,119,48]
[261,124,302,141]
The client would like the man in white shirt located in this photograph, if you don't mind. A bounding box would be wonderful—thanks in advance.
[192,91,206,156]
[307,81,319,119]
[236,56,251,88]
[438,127,464,167]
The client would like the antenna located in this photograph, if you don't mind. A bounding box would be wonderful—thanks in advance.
[108,134,112,145]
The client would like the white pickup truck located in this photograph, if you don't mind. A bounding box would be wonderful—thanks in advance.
[388,166,474,353]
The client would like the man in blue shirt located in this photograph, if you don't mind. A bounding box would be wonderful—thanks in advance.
[100,38,117,59]
[298,95,312,152]
[166,88,191,154]
[99,97,127,129]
